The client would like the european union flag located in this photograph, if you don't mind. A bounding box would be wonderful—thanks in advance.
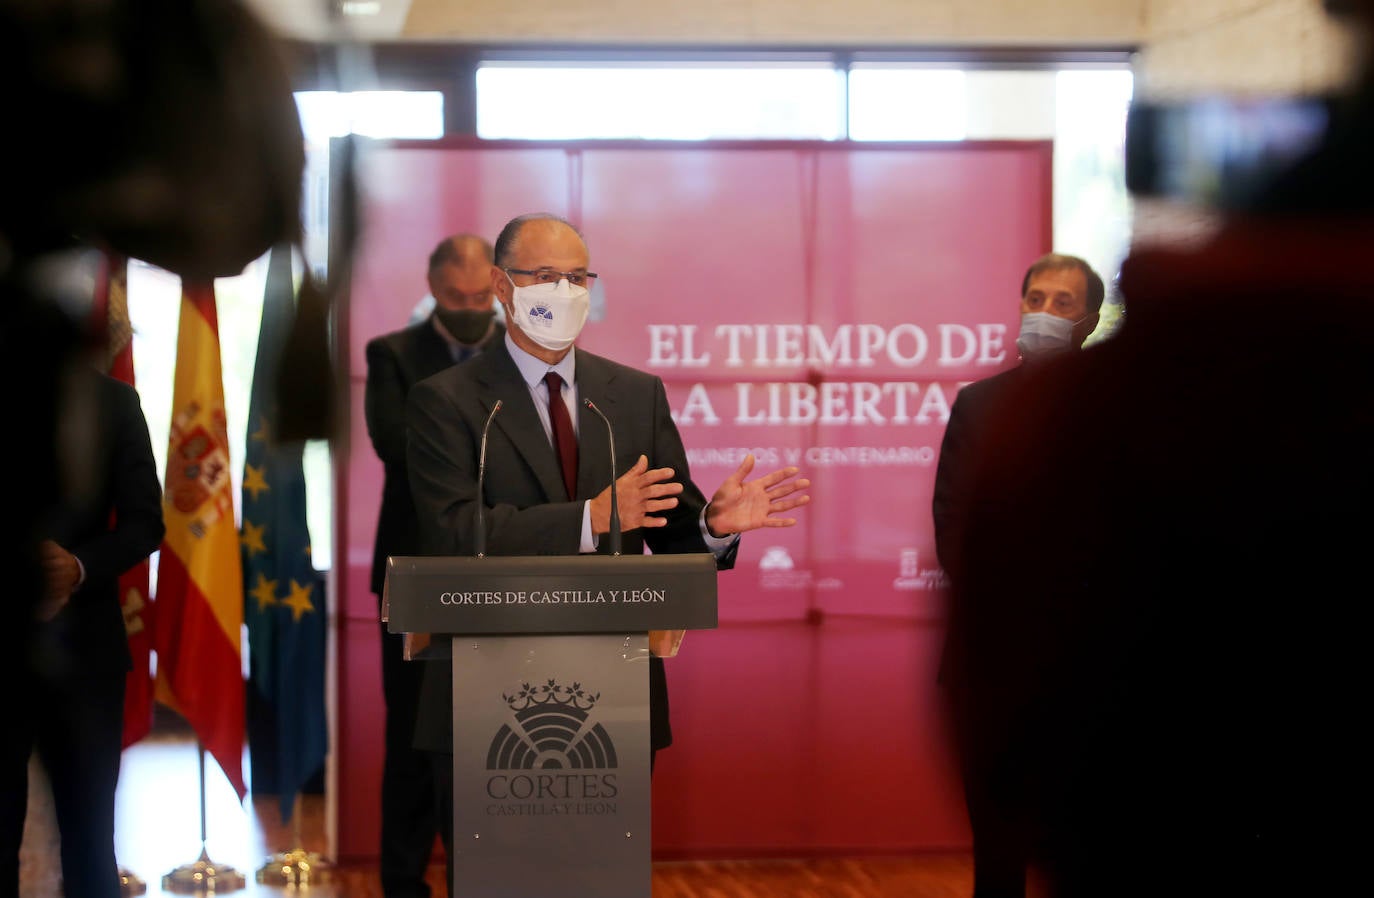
[241,243,327,824]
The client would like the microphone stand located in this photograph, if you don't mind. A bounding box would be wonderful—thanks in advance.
[586,398,687,656]
[583,399,621,556]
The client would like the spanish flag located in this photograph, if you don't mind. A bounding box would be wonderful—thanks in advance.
[152,281,246,798]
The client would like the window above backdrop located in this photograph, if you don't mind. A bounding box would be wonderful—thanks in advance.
[473,58,1131,144]
[476,62,845,140]
[295,90,445,141]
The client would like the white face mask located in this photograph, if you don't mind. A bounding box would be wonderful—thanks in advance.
[1016,312,1079,358]
[505,276,590,352]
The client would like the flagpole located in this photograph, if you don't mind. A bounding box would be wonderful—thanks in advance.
[243,242,332,888]
[254,791,334,887]
[251,796,331,884]
[162,741,245,893]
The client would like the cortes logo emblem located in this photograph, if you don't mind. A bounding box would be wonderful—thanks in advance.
[487,679,618,770]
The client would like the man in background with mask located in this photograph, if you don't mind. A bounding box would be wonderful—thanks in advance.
[933,252,1103,579]
[930,251,1103,898]
[405,213,810,893]
[364,233,501,898]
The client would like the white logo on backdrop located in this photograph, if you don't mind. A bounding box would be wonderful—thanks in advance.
[893,548,949,591]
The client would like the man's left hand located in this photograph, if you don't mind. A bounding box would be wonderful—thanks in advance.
[705,454,810,538]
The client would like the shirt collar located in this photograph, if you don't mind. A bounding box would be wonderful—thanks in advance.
[504,330,576,391]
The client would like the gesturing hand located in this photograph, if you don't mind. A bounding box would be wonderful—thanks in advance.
[704,454,810,537]
[589,454,684,535]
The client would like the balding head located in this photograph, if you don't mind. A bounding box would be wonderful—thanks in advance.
[493,214,585,269]
[429,234,494,275]
[427,233,495,313]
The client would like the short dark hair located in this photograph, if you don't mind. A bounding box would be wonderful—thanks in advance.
[1021,253,1106,314]
[427,234,493,273]
[493,213,583,268]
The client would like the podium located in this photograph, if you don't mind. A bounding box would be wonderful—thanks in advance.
[383,553,719,898]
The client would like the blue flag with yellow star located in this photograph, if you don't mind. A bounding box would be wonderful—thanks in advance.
[241,243,327,824]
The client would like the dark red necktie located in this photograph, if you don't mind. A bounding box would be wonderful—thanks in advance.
[543,371,578,499]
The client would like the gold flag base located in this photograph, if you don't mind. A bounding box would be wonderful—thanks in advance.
[255,847,333,887]
[161,849,246,893]
[119,866,147,896]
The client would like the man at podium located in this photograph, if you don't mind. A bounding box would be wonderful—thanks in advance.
[405,212,810,878]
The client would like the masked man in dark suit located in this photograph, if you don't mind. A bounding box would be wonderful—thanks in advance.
[932,253,1104,579]
[1,369,165,898]
[931,252,1103,898]
[365,234,503,898]
[405,213,810,888]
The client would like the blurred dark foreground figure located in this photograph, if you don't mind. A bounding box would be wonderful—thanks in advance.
[933,253,1105,898]
[942,2,1374,896]
[0,0,306,278]
[0,22,320,890]
[0,367,165,898]
[1,0,311,646]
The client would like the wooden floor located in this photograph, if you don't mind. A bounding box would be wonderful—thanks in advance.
[20,731,984,898]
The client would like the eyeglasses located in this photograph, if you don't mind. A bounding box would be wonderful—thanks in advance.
[504,268,599,288]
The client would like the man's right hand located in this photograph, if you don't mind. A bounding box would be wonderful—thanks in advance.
[589,454,683,535]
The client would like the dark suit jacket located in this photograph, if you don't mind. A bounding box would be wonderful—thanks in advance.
[931,365,1022,583]
[364,317,504,596]
[33,371,164,678]
[405,336,736,752]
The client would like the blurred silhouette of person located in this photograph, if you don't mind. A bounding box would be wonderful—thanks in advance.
[365,234,502,898]
[932,253,1103,898]
[0,367,165,898]
[406,213,810,893]
[943,2,1374,896]
[0,0,307,634]
[1,6,315,892]
[0,0,305,281]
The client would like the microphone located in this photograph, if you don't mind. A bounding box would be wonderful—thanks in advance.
[582,398,621,556]
[474,400,503,558]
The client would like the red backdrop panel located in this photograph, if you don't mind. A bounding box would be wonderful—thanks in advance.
[334,138,1051,861]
